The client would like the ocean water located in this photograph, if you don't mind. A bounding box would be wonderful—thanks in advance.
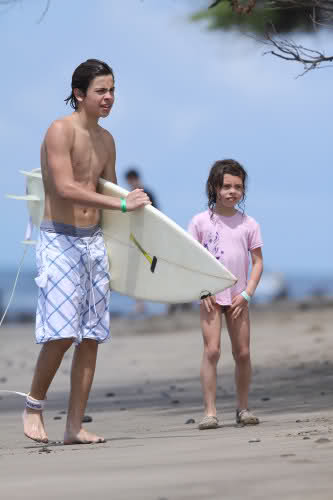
[0,268,332,323]
[0,269,167,322]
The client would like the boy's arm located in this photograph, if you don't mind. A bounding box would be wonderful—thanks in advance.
[245,247,263,297]
[101,130,117,184]
[45,121,146,211]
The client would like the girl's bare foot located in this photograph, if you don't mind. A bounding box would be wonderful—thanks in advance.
[23,408,48,443]
[64,428,105,445]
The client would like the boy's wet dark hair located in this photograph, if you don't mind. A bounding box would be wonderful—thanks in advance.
[65,59,115,111]
[206,159,247,215]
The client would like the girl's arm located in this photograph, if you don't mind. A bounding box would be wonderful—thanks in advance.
[246,247,264,297]
[230,247,263,319]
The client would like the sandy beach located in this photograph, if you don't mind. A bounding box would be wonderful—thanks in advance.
[1,302,333,500]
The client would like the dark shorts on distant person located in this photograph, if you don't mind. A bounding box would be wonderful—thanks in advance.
[35,221,111,345]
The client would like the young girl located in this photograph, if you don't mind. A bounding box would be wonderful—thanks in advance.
[188,159,263,430]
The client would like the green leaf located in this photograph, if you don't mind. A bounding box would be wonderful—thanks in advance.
[192,3,316,35]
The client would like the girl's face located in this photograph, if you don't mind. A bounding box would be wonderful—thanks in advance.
[216,173,244,209]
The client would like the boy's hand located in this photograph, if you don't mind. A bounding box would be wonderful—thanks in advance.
[229,294,248,320]
[126,189,151,211]
[201,294,216,313]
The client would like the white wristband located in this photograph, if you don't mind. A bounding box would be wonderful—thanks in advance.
[241,291,251,303]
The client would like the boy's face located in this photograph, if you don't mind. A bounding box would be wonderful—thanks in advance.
[216,173,244,209]
[76,75,115,118]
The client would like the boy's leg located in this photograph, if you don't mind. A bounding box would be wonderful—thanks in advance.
[63,229,110,444]
[23,338,73,442]
[200,302,222,419]
[64,339,105,444]
[225,307,258,423]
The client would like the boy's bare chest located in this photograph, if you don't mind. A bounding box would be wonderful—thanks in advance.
[71,131,108,179]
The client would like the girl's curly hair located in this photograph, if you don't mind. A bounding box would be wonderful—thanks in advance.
[206,159,247,216]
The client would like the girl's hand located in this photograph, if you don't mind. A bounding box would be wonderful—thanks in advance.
[229,294,248,320]
[201,294,216,313]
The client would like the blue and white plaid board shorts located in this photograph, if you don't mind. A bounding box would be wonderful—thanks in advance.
[35,221,111,345]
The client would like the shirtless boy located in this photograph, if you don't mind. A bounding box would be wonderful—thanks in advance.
[23,59,150,444]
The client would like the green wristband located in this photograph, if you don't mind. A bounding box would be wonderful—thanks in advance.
[120,197,127,213]
[241,291,251,303]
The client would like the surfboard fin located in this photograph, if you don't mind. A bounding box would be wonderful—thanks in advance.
[150,256,157,273]
[19,169,42,178]
[21,240,37,245]
[130,233,158,273]
[6,194,41,201]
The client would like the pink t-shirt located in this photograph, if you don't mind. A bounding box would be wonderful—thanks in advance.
[188,210,263,305]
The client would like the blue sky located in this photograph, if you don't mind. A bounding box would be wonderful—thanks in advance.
[1,0,332,274]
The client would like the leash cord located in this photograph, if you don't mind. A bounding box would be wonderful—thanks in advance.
[0,245,29,328]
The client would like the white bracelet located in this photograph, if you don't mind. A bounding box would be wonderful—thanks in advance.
[241,291,251,303]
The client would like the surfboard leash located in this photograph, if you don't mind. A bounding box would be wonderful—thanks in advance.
[0,217,33,328]
[0,245,30,328]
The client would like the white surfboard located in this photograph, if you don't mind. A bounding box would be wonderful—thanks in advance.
[7,170,237,303]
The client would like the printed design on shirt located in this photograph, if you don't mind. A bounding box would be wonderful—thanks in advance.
[202,230,224,261]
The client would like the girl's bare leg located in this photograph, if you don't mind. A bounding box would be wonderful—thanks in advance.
[225,307,251,409]
[200,303,222,417]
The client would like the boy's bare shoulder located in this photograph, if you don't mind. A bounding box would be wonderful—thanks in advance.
[48,115,74,132]
[45,116,75,142]
[98,125,115,148]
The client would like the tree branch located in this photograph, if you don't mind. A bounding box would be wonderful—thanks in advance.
[262,30,333,74]
[207,0,333,74]
[0,0,50,22]
[36,0,50,24]
[208,0,333,16]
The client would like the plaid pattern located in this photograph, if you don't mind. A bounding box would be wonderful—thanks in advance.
[35,228,110,344]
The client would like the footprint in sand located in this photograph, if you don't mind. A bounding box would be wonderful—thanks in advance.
[315,438,330,444]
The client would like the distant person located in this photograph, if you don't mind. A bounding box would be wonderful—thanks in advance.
[125,168,159,316]
[22,59,150,445]
[188,159,263,430]
[125,169,158,209]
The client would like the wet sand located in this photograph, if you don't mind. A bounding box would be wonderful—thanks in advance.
[1,303,333,499]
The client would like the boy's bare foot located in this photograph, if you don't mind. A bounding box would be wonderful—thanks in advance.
[64,428,105,445]
[23,408,48,443]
